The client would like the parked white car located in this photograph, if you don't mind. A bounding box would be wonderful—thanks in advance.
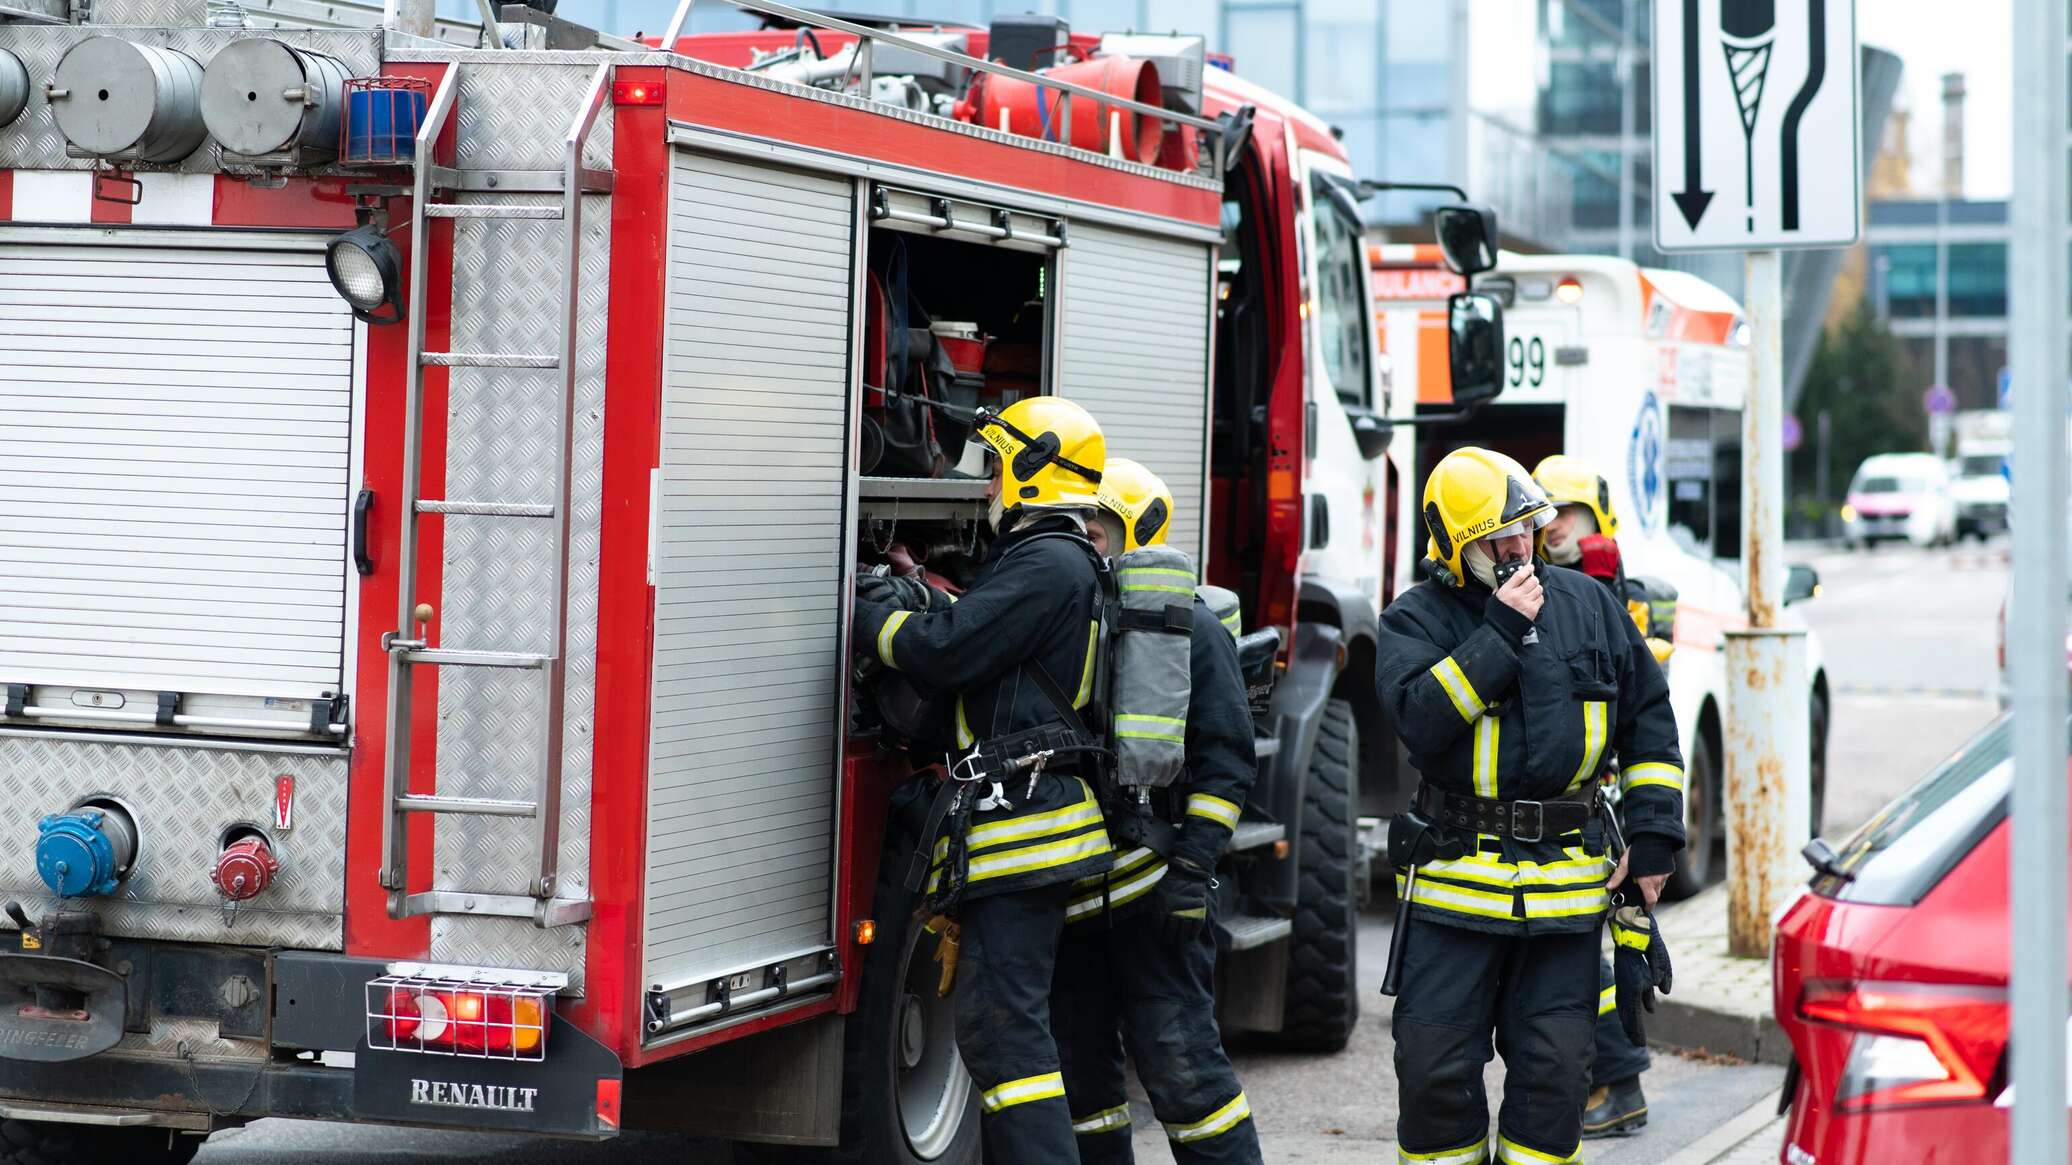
[1947,452,2010,541]
[1841,452,1957,548]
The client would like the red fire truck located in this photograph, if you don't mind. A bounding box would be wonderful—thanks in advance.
[0,2,1498,1160]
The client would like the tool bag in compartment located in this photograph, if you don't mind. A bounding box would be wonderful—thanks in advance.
[1110,545,1199,790]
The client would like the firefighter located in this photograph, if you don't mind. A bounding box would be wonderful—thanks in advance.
[1050,458,1263,1165]
[1377,447,1684,1165]
[851,395,1116,1165]
[1533,454,1659,1139]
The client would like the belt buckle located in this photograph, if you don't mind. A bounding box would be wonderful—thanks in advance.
[1510,800,1545,843]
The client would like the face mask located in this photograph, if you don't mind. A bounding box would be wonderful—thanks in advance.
[1462,540,1500,589]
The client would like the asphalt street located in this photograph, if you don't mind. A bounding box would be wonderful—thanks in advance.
[193,539,2005,1164]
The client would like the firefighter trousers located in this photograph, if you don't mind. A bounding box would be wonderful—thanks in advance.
[1590,953,1650,1086]
[1052,898,1261,1164]
[1392,915,1597,1165]
[953,882,1081,1164]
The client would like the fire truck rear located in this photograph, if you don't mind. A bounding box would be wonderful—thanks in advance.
[0,1,1498,1158]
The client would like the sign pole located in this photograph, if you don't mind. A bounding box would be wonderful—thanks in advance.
[1723,250,1809,957]
[2008,0,2068,1156]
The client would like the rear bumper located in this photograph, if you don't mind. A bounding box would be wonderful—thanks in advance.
[1782,1087,2006,1165]
[0,946,622,1139]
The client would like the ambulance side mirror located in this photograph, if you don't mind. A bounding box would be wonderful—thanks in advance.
[1435,202,1500,276]
[1447,291,1505,411]
[1784,563,1822,605]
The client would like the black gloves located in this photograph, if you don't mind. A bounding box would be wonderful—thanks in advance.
[1609,903,1674,1047]
[1151,856,1214,946]
[855,572,936,612]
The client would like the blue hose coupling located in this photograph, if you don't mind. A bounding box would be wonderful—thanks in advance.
[35,807,136,899]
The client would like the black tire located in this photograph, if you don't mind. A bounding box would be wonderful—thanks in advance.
[815,791,980,1165]
[0,1121,199,1165]
[1662,724,1719,902]
[1276,698,1360,1052]
[1809,688,1829,837]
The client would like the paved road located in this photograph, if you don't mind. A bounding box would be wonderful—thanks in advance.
[195,540,1999,1163]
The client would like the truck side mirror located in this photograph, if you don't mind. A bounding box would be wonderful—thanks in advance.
[1435,202,1500,276]
[1348,407,1391,461]
[1447,292,1506,410]
[1784,563,1821,605]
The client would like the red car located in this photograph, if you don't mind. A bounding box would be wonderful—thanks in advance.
[1773,714,2044,1163]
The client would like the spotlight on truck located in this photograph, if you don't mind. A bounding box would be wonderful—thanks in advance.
[326,224,403,324]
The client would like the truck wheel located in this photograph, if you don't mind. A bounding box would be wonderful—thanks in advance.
[0,1122,198,1165]
[1277,698,1360,1052]
[1810,689,1829,837]
[1662,727,1718,901]
[825,802,980,1165]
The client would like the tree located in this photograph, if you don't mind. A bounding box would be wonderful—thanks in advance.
[1791,297,1929,505]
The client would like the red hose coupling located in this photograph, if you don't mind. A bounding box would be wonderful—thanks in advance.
[212,837,280,901]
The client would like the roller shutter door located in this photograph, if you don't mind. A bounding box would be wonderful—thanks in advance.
[1057,224,1213,562]
[644,152,853,988]
[0,242,353,720]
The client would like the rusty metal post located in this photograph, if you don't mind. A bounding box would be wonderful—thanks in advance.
[1722,249,1809,957]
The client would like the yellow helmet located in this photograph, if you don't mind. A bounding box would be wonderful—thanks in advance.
[1421,447,1554,586]
[1532,454,1620,539]
[1095,457,1174,551]
[973,396,1106,515]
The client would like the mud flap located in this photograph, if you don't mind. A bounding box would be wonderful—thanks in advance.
[353,1021,623,1138]
[0,953,125,1062]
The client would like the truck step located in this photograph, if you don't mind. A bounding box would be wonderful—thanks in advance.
[417,499,556,518]
[1253,735,1280,760]
[1218,912,1292,951]
[397,647,551,669]
[421,351,559,369]
[425,203,564,220]
[1227,819,1286,854]
[396,794,538,817]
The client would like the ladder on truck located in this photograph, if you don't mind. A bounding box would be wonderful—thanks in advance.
[377,63,612,929]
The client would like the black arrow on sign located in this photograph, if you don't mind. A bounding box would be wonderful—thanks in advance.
[1779,0,1825,231]
[1672,0,1715,229]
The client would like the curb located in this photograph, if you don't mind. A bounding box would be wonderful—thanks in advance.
[1650,996,1792,1066]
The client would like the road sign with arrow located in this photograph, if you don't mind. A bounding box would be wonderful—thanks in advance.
[1652,0,1860,252]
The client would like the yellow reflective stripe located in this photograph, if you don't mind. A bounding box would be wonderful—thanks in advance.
[1121,567,1197,580]
[1473,714,1501,799]
[1117,713,1187,743]
[1417,851,1610,889]
[1396,873,1516,921]
[1568,701,1607,792]
[1070,845,1157,893]
[1168,1092,1251,1143]
[1612,921,1654,950]
[1123,583,1196,595]
[876,609,911,668]
[1522,886,1609,919]
[966,828,1111,883]
[961,785,1103,851]
[1623,762,1684,792]
[1066,857,1168,922]
[1598,985,1617,1016]
[982,1072,1066,1113]
[1495,1133,1579,1164]
[1075,620,1098,708]
[1186,793,1242,829]
[1398,1138,1490,1164]
[1219,609,1242,637]
[1430,658,1485,722]
[1073,1105,1132,1135]
[955,697,973,748]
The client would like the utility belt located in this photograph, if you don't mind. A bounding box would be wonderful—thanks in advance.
[1412,782,1602,844]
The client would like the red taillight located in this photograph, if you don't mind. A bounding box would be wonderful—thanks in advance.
[369,976,552,1060]
[612,79,664,106]
[1798,981,2007,1110]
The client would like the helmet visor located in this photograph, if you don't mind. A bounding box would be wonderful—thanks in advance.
[1484,507,1554,542]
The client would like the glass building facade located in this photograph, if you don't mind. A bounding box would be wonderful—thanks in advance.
[1865,199,2016,411]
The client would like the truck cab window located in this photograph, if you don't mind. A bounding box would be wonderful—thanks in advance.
[1665,404,1742,559]
[1309,172,1371,410]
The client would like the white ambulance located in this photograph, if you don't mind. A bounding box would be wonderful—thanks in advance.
[1369,247,1831,898]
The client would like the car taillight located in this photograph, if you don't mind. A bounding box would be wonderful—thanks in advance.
[367,968,559,1061]
[1799,981,2007,1110]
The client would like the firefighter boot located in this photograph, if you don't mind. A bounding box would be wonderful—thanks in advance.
[1581,1076,1649,1138]
[951,885,1080,1165]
